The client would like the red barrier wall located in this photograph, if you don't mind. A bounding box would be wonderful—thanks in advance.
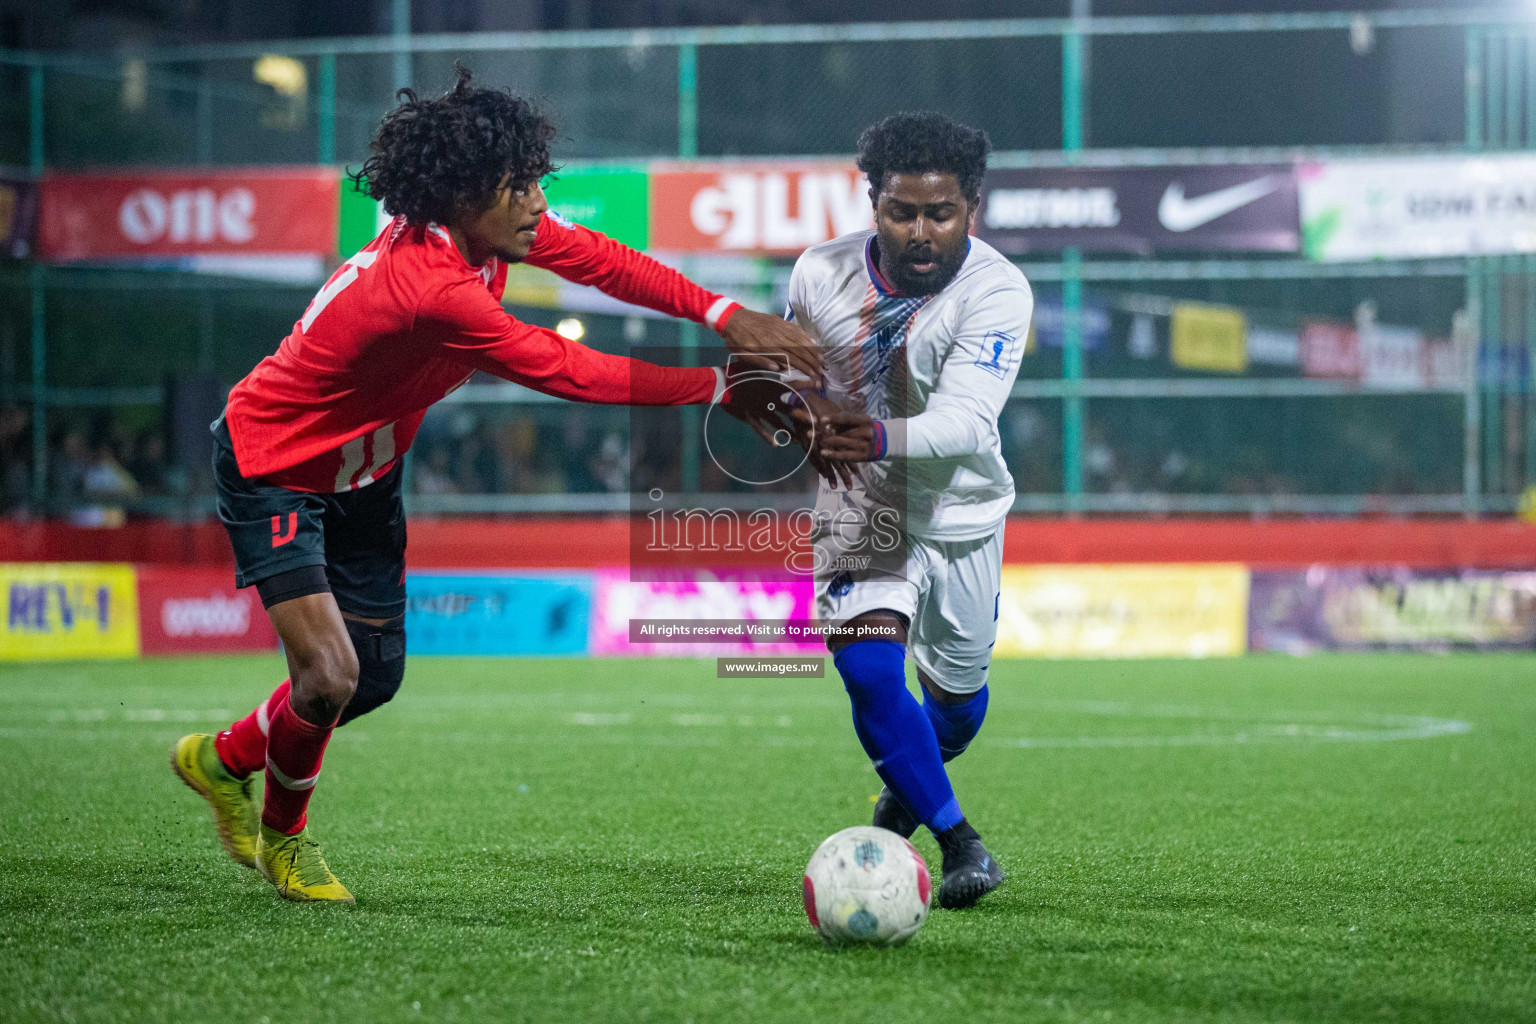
[3,515,1535,569]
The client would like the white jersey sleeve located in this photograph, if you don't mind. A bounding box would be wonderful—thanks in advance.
[778,252,823,389]
[882,282,1032,460]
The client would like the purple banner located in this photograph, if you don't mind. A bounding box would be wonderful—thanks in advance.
[1249,567,1536,654]
[0,172,37,259]
[977,164,1299,256]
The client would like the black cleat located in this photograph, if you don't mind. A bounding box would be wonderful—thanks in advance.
[934,820,1004,909]
[871,786,919,839]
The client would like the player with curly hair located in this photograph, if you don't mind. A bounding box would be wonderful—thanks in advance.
[787,112,1031,909]
[170,66,810,903]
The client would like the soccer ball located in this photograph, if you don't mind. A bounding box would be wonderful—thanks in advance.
[802,825,932,946]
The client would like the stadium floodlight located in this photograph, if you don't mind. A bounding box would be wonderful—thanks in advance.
[556,317,585,340]
[253,55,307,98]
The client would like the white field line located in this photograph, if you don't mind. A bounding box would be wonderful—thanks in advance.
[991,706,1472,749]
[36,708,236,723]
[8,701,1473,750]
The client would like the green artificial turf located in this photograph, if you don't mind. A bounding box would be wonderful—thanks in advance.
[0,653,1532,1023]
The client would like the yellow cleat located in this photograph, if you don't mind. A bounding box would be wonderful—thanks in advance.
[256,825,355,904]
[171,733,258,869]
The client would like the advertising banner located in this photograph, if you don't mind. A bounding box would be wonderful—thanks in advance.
[589,569,820,655]
[1029,299,1110,352]
[406,573,592,656]
[1170,303,1248,373]
[39,167,339,261]
[1359,323,1426,390]
[0,171,38,259]
[136,567,279,656]
[1300,321,1361,381]
[337,174,391,257]
[1250,568,1536,653]
[1300,155,1536,261]
[1246,326,1300,367]
[976,164,1299,255]
[545,166,650,250]
[648,162,870,254]
[1424,338,1466,389]
[0,563,140,661]
[994,564,1250,659]
[338,165,653,257]
[1479,344,1529,389]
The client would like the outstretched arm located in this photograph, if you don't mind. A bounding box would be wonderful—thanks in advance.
[525,213,823,383]
[812,283,1033,463]
[421,276,796,445]
[427,274,721,406]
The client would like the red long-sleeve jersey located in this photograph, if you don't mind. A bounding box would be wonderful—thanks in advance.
[223,212,741,493]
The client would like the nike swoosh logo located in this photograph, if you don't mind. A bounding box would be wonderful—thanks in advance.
[1158,176,1278,232]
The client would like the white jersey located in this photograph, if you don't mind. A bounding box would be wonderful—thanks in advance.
[787,230,1034,541]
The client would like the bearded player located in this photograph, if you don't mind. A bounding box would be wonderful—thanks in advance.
[788,113,1031,909]
[170,67,813,903]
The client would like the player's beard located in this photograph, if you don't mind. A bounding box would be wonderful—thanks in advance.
[882,239,967,297]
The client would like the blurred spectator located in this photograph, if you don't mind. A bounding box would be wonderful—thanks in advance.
[127,430,169,497]
[524,424,569,494]
[1084,424,1129,494]
[493,418,537,493]
[590,431,629,493]
[83,435,139,503]
[69,425,139,527]
[49,426,89,512]
[453,426,499,493]
[413,443,458,495]
[0,405,31,513]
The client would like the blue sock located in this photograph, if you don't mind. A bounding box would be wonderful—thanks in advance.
[833,640,962,833]
[923,684,989,763]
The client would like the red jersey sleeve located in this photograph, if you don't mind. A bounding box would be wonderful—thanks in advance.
[524,212,741,330]
[420,275,722,406]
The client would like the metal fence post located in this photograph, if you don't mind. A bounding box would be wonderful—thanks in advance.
[196,73,213,164]
[1463,26,1483,515]
[678,42,698,160]
[1484,32,1507,499]
[1525,34,1536,495]
[318,52,336,164]
[1464,263,1483,516]
[678,42,701,494]
[1525,254,1536,492]
[1485,262,1502,497]
[28,64,46,509]
[392,0,411,94]
[1061,26,1086,510]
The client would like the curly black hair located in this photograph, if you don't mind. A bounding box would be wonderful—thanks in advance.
[350,64,558,225]
[856,112,992,207]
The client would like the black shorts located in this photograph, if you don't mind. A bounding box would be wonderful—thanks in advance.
[212,417,407,619]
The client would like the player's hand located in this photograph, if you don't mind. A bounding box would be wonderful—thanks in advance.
[717,308,823,385]
[787,393,857,490]
[719,369,796,448]
[814,410,883,463]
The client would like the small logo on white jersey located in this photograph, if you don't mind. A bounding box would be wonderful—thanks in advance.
[1157,176,1277,232]
[974,331,1017,380]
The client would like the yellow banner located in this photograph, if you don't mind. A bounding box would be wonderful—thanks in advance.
[0,563,141,661]
[1171,303,1248,373]
[995,564,1249,659]
[501,263,563,310]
